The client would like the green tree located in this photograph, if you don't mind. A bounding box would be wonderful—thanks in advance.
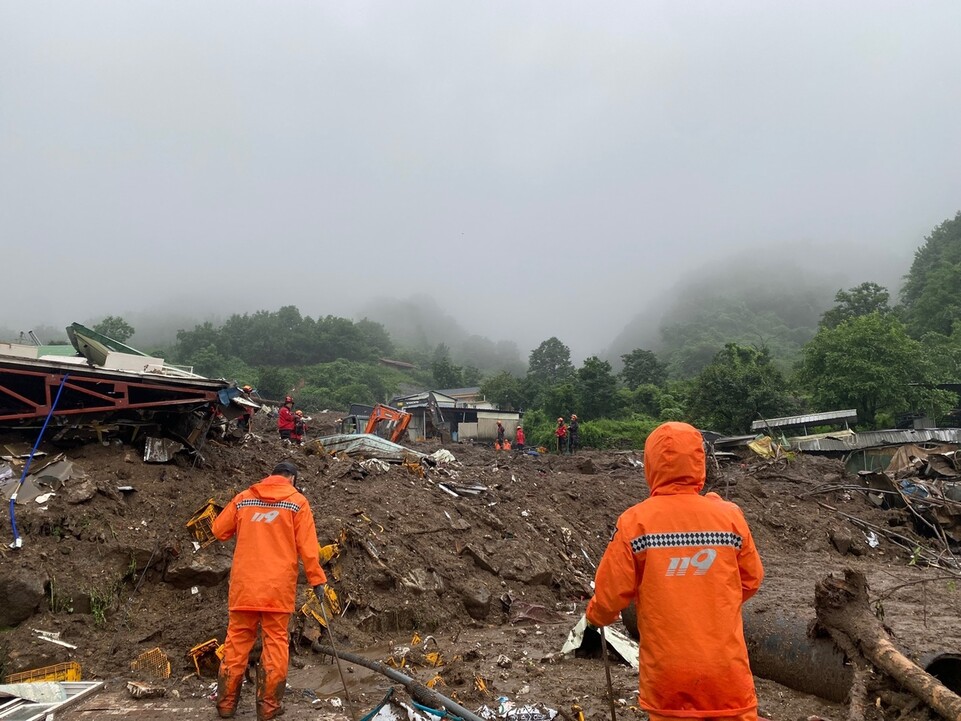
[480,371,524,410]
[576,356,621,419]
[527,337,575,386]
[175,321,222,362]
[797,313,952,427]
[430,344,463,388]
[93,316,135,343]
[189,343,228,378]
[620,348,667,389]
[688,344,795,434]
[462,365,482,386]
[901,212,961,337]
[257,367,294,401]
[355,318,395,359]
[820,282,891,329]
[543,382,577,422]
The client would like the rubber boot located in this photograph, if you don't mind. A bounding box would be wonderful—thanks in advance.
[256,663,286,720]
[216,668,243,719]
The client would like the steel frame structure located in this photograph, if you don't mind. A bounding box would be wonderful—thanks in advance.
[0,357,225,423]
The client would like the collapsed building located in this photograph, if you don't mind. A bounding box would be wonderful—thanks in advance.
[0,323,248,451]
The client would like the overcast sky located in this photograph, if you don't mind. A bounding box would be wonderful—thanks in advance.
[2,1,960,359]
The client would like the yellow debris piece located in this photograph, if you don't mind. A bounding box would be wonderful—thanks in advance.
[317,543,340,565]
[187,638,221,677]
[403,457,425,478]
[186,499,223,549]
[131,647,171,680]
[4,661,82,684]
[300,585,341,627]
[426,674,445,689]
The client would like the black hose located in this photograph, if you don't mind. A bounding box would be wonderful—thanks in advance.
[312,643,487,721]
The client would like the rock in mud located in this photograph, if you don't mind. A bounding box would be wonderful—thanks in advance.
[164,554,232,589]
[65,479,98,504]
[0,566,48,626]
[576,458,596,475]
[461,585,491,620]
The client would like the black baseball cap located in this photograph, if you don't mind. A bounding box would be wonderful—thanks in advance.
[273,461,299,479]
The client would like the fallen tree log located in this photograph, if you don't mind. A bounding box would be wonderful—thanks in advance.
[815,569,961,721]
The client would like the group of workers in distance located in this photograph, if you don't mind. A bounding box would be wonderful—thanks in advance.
[493,415,580,453]
[493,419,524,450]
[276,395,309,445]
[213,417,763,721]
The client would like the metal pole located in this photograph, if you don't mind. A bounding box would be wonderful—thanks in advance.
[317,594,357,721]
[10,373,69,549]
[600,627,618,721]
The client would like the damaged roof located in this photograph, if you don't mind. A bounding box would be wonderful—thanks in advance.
[793,428,961,452]
[751,409,858,432]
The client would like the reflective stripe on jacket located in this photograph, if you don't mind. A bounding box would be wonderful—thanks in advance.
[213,475,327,612]
[586,422,763,718]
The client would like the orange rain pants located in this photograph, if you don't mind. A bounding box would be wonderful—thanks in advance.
[218,610,290,719]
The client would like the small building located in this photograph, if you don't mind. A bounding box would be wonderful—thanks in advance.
[434,387,491,408]
[391,389,520,442]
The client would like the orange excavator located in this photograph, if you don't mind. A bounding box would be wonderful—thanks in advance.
[364,404,412,443]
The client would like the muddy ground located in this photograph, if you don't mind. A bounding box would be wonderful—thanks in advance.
[2,413,960,721]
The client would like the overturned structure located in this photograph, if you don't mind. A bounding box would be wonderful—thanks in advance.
[0,323,232,449]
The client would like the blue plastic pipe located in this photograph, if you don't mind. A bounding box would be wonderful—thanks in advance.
[9,373,69,549]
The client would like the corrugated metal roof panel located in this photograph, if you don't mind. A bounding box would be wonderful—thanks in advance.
[751,409,858,431]
[793,428,961,452]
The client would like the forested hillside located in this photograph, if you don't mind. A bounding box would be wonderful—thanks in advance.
[11,213,961,444]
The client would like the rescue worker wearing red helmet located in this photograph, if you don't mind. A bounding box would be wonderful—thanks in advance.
[277,396,295,444]
[291,410,308,445]
[554,417,567,454]
[586,421,763,721]
[213,460,327,719]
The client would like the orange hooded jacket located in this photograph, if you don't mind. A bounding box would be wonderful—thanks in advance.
[213,474,327,613]
[586,422,763,718]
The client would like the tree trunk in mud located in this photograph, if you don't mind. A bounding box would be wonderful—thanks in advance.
[815,569,961,721]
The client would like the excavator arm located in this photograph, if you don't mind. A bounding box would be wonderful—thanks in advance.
[363,404,412,443]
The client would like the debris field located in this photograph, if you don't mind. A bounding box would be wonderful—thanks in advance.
[2,413,961,721]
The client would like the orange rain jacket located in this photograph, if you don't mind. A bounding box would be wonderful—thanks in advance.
[213,474,327,613]
[586,422,763,718]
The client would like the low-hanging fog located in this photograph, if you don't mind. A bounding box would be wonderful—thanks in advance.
[1,1,958,363]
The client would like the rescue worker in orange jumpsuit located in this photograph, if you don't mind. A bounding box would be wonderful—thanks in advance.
[586,422,763,721]
[555,417,567,453]
[212,461,327,720]
[515,424,525,450]
[277,396,295,444]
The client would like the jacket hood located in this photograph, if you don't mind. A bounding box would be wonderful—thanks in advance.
[643,422,705,496]
[251,475,299,501]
